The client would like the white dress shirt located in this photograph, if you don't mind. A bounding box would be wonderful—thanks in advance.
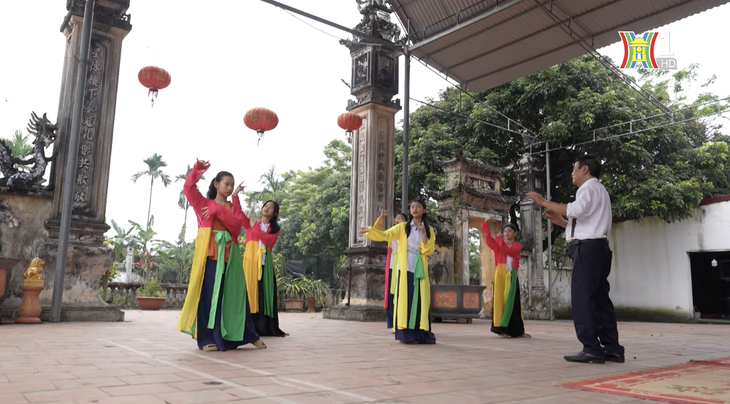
[259,222,270,264]
[565,177,612,241]
[406,221,423,273]
[390,240,398,270]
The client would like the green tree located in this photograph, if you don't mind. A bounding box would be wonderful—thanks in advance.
[244,165,290,216]
[156,235,195,284]
[6,130,33,158]
[174,165,204,240]
[2,130,33,172]
[109,219,134,263]
[129,216,162,281]
[253,140,351,284]
[468,228,481,284]
[397,57,730,232]
[132,154,172,224]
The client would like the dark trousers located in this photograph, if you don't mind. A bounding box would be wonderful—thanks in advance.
[197,259,259,351]
[569,240,624,356]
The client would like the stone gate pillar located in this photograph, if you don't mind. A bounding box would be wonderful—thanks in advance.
[37,0,132,321]
[515,153,548,319]
[323,1,400,321]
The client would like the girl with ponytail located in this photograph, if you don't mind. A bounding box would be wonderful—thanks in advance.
[178,159,265,351]
[239,199,287,337]
[360,199,437,344]
[371,209,408,331]
[481,218,530,338]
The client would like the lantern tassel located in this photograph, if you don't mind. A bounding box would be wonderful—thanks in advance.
[148,88,159,108]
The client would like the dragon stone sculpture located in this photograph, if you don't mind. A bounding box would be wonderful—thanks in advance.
[1,112,57,189]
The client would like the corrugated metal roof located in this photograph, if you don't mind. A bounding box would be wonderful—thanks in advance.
[388,0,730,92]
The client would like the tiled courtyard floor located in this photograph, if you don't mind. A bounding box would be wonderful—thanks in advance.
[1,310,729,404]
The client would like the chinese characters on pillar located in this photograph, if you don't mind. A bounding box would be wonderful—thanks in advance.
[74,44,104,208]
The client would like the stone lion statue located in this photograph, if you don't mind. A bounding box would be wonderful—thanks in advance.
[23,258,44,282]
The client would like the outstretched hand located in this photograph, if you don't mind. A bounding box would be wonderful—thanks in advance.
[201,206,211,219]
[358,227,369,235]
[545,209,566,227]
[380,209,388,218]
[526,191,545,205]
[233,181,246,195]
[196,158,210,169]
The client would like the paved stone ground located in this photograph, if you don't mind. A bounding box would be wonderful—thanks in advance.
[1,311,729,404]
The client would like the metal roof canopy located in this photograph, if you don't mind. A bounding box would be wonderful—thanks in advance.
[388,0,730,92]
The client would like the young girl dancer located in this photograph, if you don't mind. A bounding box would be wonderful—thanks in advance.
[177,159,265,351]
[239,200,287,337]
[361,199,436,344]
[481,218,530,338]
[371,209,407,330]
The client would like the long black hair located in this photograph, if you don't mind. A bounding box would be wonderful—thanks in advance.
[262,200,280,234]
[405,199,432,239]
[207,171,233,199]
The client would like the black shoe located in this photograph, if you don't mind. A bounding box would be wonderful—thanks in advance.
[564,351,606,364]
[605,353,625,363]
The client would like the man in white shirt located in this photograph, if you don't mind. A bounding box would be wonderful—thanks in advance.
[528,155,624,364]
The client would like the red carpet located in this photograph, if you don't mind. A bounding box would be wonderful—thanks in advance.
[560,357,730,404]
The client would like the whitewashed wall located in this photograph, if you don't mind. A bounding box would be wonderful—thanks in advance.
[544,199,730,320]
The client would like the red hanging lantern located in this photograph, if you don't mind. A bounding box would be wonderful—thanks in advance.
[337,112,362,143]
[138,66,171,107]
[244,107,278,145]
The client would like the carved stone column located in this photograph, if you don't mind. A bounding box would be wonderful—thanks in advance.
[515,153,547,319]
[343,103,397,304]
[323,1,400,321]
[37,0,132,321]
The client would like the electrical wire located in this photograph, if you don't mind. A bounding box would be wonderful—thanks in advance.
[283,10,345,41]
[528,106,730,155]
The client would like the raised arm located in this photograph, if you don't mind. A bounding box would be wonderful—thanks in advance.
[184,160,209,212]
[231,196,243,222]
[240,209,253,230]
[373,216,385,231]
[481,220,501,252]
[364,222,404,243]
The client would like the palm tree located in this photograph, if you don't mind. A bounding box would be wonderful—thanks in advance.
[131,154,171,224]
[245,165,289,215]
[175,165,205,239]
[3,130,33,172]
[7,130,32,158]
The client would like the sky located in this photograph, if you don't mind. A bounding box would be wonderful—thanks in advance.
[1,1,729,243]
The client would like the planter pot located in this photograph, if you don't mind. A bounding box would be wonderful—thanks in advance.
[430,284,486,322]
[284,299,305,312]
[306,295,316,313]
[16,285,43,324]
[136,297,167,311]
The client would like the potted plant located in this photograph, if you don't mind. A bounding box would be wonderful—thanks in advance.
[299,275,331,313]
[136,278,167,310]
[278,275,306,312]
